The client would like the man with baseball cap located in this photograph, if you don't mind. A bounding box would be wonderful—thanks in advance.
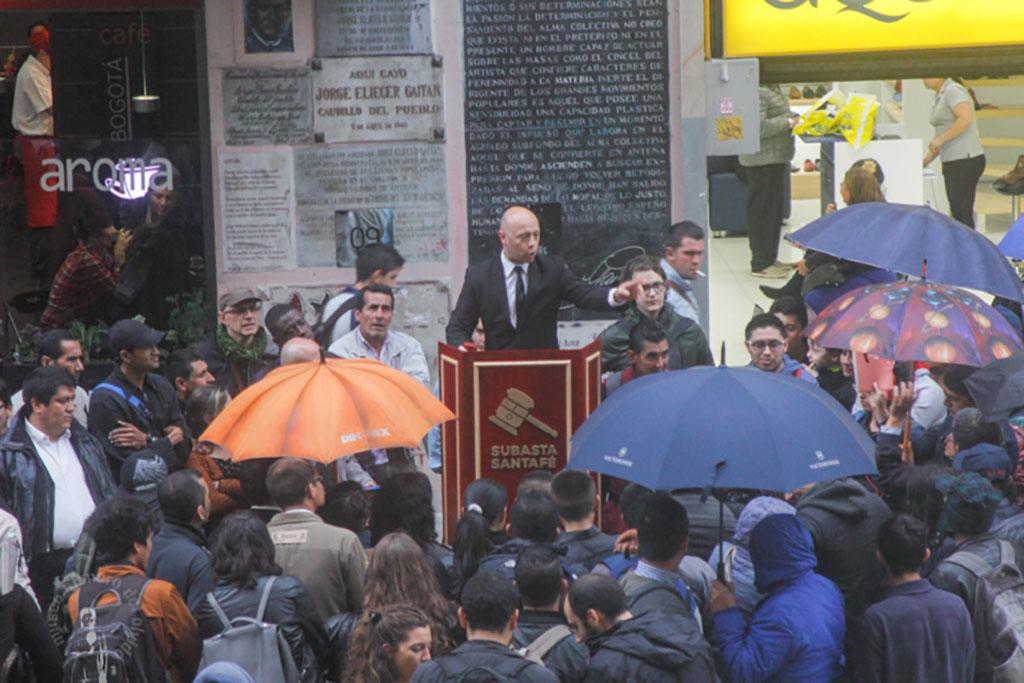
[196,287,278,396]
[88,319,190,481]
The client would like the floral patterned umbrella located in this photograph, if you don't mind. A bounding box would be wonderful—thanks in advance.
[806,281,1023,367]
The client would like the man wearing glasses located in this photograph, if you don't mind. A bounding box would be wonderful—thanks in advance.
[197,288,279,397]
[744,314,815,383]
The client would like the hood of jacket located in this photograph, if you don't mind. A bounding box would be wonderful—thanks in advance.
[733,496,796,547]
[796,477,874,523]
[749,513,817,594]
[589,612,703,669]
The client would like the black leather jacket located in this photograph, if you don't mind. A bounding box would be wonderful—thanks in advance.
[194,575,330,682]
[0,416,116,559]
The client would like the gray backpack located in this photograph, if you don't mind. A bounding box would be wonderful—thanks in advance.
[946,540,1024,682]
[199,577,299,683]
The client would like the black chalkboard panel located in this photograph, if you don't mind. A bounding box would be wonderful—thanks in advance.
[463,0,671,315]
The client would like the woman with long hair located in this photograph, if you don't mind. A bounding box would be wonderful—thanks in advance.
[194,511,329,682]
[343,605,433,683]
[184,385,245,526]
[453,479,508,596]
[370,472,455,597]
[364,532,457,654]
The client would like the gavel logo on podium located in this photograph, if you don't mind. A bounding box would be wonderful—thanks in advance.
[489,388,559,438]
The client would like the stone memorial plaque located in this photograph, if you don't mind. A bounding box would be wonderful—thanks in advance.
[219,148,296,272]
[463,0,672,315]
[312,56,443,142]
[293,143,448,266]
[315,0,431,56]
[222,67,313,146]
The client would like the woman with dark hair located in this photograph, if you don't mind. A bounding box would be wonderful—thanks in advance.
[194,511,329,682]
[184,385,245,525]
[40,195,129,329]
[370,472,455,597]
[452,479,509,595]
[318,481,371,548]
[343,605,433,683]
[364,532,457,654]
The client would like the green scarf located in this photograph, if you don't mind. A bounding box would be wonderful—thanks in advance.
[216,324,268,362]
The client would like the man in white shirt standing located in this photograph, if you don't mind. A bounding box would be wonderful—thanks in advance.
[8,329,90,431]
[0,367,116,609]
[328,284,430,388]
[11,22,57,281]
[329,284,429,482]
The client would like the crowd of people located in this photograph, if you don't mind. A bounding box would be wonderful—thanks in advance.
[0,206,1020,682]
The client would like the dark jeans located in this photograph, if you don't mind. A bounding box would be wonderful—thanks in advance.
[745,163,788,271]
[27,547,73,612]
[943,154,986,229]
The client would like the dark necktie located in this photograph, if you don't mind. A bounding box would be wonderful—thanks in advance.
[514,265,526,322]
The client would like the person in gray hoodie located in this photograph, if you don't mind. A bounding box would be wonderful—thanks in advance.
[792,477,892,644]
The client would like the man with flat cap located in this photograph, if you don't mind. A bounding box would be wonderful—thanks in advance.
[197,287,279,396]
[89,319,190,482]
[447,206,642,350]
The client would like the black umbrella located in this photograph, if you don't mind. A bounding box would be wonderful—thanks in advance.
[965,352,1024,422]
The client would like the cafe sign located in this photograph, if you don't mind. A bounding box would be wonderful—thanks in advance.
[723,0,1024,57]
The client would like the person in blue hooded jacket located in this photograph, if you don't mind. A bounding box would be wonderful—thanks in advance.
[744,314,815,384]
[711,513,845,682]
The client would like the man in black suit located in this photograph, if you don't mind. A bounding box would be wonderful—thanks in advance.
[447,206,641,350]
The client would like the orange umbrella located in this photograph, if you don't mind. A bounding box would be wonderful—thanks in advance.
[200,358,455,463]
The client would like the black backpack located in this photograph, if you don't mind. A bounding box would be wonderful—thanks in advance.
[433,655,533,682]
[63,574,168,683]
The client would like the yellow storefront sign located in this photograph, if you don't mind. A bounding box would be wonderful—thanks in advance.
[723,0,1024,57]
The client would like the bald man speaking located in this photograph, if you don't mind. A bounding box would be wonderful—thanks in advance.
[446,206,641,350]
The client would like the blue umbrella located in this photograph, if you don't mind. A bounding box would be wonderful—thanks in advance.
[787,203,1024,303]
[997,213,1024,261]
[568,366,877,492]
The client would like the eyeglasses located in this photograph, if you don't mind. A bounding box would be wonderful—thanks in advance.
[641,282,666,294]
[312,476,324,487]
[747,340,784,351]
[225,302,261,314]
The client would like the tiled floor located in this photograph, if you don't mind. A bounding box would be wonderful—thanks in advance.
[707,199,1015,368]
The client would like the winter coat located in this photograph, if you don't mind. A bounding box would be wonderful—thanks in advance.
[795,478,891,627]
[196,331,278,398]
[740,86,795,167]
[510,610,588,683]
[195,575,329,683]
[598,304,713,373]
[411,639,558,682]
[929,534,1024,613]
[713,514,845,682]
[0,415,116,560]
[146,521,215,615]
[583,612,716,682]
[555,526,617,572]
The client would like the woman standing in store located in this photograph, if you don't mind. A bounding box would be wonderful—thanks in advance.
[923,78,986,229]
[741,83,798,278]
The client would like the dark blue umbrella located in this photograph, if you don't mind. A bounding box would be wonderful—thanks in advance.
[997,214,1024,261]
[786,203,1024,303]
[568,366,877,492]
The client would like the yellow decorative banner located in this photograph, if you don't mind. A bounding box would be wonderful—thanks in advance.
[723,0,1024,57]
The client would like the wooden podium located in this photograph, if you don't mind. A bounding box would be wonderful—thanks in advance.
[438,340,602,542]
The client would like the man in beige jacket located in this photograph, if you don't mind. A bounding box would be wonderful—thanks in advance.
[266,458,366,620]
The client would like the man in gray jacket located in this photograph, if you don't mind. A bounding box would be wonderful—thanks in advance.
[741,83,797,279]
[266,458,366,621]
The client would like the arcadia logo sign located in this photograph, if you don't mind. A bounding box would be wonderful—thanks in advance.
[39,157,174,200]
